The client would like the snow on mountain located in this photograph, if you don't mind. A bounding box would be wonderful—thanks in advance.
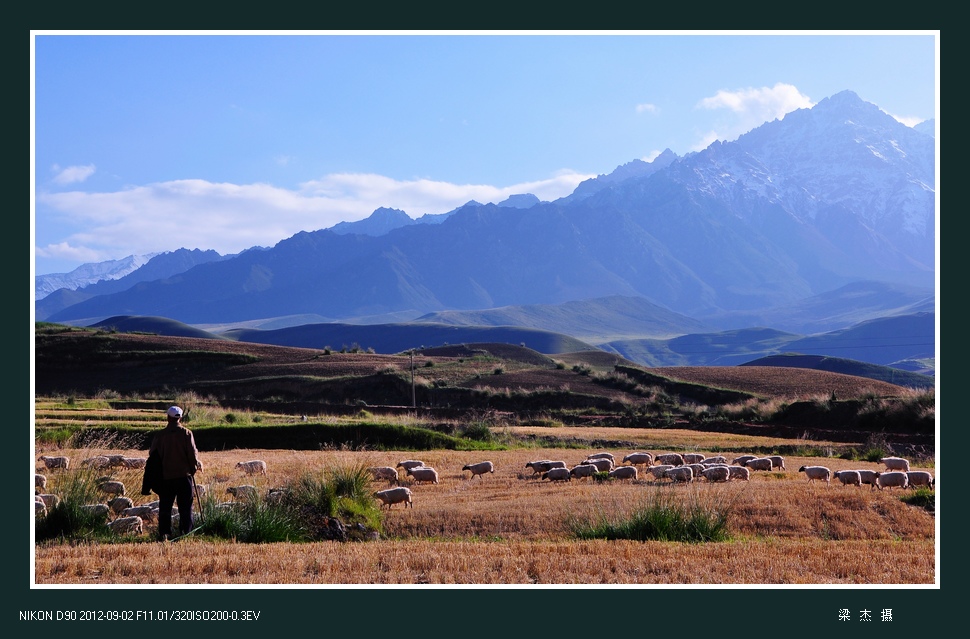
[35,253,159,300]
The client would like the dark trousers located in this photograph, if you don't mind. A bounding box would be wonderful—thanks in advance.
[157,476,194,538]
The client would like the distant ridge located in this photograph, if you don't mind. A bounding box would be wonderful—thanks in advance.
[741,354,934,389]
[87,315,226,340]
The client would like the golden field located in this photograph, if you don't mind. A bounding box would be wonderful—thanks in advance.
[33,442,937,586]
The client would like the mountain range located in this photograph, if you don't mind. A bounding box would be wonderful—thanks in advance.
[36,90,936,376]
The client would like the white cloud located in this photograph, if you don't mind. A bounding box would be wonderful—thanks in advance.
[693,83,814,150]
[888,112,925,128]
[35,241,105,264]
[51,164,96,185]
[36,171,595,265]
[635,103,658,114]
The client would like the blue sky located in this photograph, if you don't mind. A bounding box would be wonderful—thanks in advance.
[32,31,938,276]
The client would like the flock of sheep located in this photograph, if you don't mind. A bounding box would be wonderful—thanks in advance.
[35,450,935,531]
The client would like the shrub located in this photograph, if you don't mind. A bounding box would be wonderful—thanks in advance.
[568,487,735,543]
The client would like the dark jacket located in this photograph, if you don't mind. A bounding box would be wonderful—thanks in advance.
[140,449,163,496]
[148,422,200,481]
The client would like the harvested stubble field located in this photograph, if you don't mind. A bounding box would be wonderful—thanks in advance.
[34,446,937,585]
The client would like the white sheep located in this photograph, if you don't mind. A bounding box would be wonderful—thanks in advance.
[462,461,495,479]
[36,493,60,509]
[701,456,727,465]
[98,480,126,496]
[373,486,413,509]
[35,474,47,490]
[665,466,694,483]
[745,457,774,472]
[799,465,832,484]
[38,455,70,470]
[622,452,653,466]
[35,500,47,517]
[541,467,571,482]
[266,487,288,504]
[108,496,134,514]
[396,460,426,472]
[732,455,757,466]
[226,485,258,501]
[121,505,159,521]
[856,469,881,490]
[107,516,144,535]
[406,466,439,484]
[876,471,909,490]
[647,464,675,480]
[833,470,862,487]
[586,452,615,463]
[105,454,128,467]
[80,503,110,518]
[906,471,935,489]
[80,455,113,470]
[236,460,268,476]
[120,457,148,469]
[686,463,707,477]
[700,466,730,483]
[582,457,614,472]
[654,453,684,466]
[767,455,786,470]
[881,457,911,472]
[569,464,599,480]
[367,466,400,483]
[682,453,706,464]
[525,460,567,475]
[608,466,638,481]
[728,466,751,481]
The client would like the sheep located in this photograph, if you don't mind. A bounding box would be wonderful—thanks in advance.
[569,464,599,480]
[35,474,47,490]
[906,471,935,489]
[881,457,911,472]
[876,471,909,490]
[682,453,706,464]
[396,460,426,472]
[745,457,774,472]
[525,460,567,475]
[107,516,144,535]
[373,486,413,510]
[108,496,134,514]
[36,493,60,509]
[700,466,730,483]
[732,455,757,466]
[798,465,832,484]
[266,488,288,504]
[654,453,684,466]
[80,455,113,470]
[120,457,148,469]
[105,454,128,468]
[727,466,751,481]
[121,505,159,521]
[79,503,110,518]
[833,470,862,488]
[665,466,694,483]
[193,483,208,498]
[647,464,675,480]
[97,480,126,496]
[406,466,439,485]
[38,455,69,470]
[462,461,495,479]
[367,466,400,483]
[608,466,638,481]
[236,460,268,476]
[622,452,653,466]
[856,469,881,490]
[767,456,786,470]
[226,485,258,501]
[35,500,47,517]
[541,468,571,482]
[687,463,707,477]
[582,457,614,472]
[701,456,727,465]
[586,452,615,463]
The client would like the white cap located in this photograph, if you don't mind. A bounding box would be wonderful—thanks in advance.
[166,406,183,418]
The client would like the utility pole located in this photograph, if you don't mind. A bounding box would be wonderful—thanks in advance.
[409,349,416,409]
